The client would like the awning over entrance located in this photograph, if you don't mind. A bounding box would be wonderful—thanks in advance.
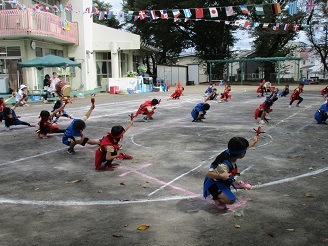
[17,55,81,70]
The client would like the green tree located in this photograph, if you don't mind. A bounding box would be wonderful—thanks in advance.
[122,0,239,78]
[305,0,328,74]
[248,0,307,80]
[93,0,121,29]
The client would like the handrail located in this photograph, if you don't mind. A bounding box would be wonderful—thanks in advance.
[0,8,78,45]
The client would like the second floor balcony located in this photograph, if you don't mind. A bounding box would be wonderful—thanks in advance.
[0,8,78,45]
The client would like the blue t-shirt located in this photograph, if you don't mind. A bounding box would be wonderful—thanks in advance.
[62,119,83,145]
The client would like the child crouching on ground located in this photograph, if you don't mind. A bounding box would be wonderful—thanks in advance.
[1,107,35,130]
[37,110,66,138]
[203,135,258,210]
[62,103,100,154]
[95,120,134,171]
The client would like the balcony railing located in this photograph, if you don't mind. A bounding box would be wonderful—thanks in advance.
[0,8,78,45]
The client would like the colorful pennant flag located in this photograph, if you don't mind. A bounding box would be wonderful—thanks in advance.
[225,6,234,16]
[139,10,147,20]
[283,24,289,30]
[172,9,180,21]
[134,15,139,21]
[93,7,99,15]
[262,23,269,28]
[272,3,281,14]
[127,11,133,21]
[209,7,218,18]
[255,5,265,15]
[107,10,113,19]
[225,21,230,25]
[254,22,260,27]
[98,11,105,20]
[149,10,157,20]
[64,4,73,12]
[160,10,168,19]
[273,23,280,31]
[61,20,70,30]
[84,7,90,14]
[52,5,59,12]
[11,0,18,8]
[240,5,249,14]
[183,9,192,18]
[293,24,300,31]
[195,8,204,18]
[118,11,125,21]
[306,0,316,13]
[244,21,250,28]
[288,1,298,15]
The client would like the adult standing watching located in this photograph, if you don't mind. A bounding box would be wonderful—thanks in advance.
[48,72,60,96]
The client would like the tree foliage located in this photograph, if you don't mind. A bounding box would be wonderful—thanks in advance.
[248,0,307,80]
[122,0,241,77]
[121,0,308,79]
[305,0,328,73]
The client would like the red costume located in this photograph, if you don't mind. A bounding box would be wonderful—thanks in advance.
[95,133,120,170]
[321,86,328,96]
[135,100,155,117]
[220,86,231,100]
[170,88,183,99]
[254,102,273,119]
[37,110,65,138]
[256,80,266,95]
[290,87,303,101]
[0,101,6,112]
[38,118,60,135]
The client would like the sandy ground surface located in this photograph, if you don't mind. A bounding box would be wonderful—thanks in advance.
[0,84,327,246]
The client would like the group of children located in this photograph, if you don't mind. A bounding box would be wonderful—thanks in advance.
[1,81,327,211]
[204,82,232,103]
[187,82,232,123]
[254,82,307,124]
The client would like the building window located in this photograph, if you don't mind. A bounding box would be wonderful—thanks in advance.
[133,55,140,72]
[42,48,63,57]
[7,47,21,56]
[0,47,21,57]
[0,47,6,55]
[50,49,57,55]
[36,47,43,57]
[57,50,63,57]
[121,53,128,77]
[96,52,112,87]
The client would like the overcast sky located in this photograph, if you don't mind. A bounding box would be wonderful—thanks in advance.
[103,0,122,13]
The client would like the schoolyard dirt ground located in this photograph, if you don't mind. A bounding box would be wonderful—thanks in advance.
[0,84,327,246]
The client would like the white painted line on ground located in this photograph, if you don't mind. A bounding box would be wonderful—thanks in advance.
[0,148,67,166]
[254,167,328,188]
[0,195,198,206]
[119,164,152,177]
[148,162,205,196]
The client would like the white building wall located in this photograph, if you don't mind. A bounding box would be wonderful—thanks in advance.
[92,23,140,79]
[68,0,95,90]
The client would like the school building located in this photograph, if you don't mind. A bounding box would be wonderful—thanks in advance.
[0,0,142,93]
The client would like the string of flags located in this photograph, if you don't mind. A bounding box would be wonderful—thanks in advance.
[3,0,328,32]
[4,0,74,13]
